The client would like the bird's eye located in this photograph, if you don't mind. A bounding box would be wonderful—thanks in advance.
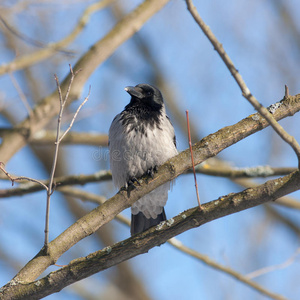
[146,91,152,96]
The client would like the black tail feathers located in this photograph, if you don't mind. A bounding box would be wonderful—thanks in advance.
[131,209,166,236]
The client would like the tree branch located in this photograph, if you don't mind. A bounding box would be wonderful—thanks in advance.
[1,92,298,286]
[1,94,299,197]
[43,67,89,249]
[73,188,289,300]
[0,170,112,198]
[168,239,288,300]
[2,170,298,299]
[0,0,114,75]
[192,164,297,178]
[186,0,300,167]
[245,247,300,280]
[0,129,109,146]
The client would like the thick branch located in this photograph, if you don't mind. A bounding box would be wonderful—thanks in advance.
[61,187,292,300]
[1,170,298,299]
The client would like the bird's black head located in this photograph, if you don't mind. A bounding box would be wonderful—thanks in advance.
[124,83,164,110]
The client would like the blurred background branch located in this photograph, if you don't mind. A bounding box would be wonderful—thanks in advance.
[0,0,114,75]
[1,0,300,299]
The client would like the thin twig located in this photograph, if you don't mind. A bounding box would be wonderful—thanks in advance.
[246,247,300,279]
[43,74,66,248]
[9,72,33,117]
[44,65,88,250]
[186,110,202,210]
[58,85,91,143]
[284,85,290,99]
[0,170,112,198]
[186,0,300,169]
[190,164,296,178]
[168,238,287,300]
[0,162,48,190]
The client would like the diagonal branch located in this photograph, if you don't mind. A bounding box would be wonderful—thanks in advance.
[245,247,300,279]
[1,170,298,299]
[186,0,300,167]
[0,0,114,75]
[168,239,288,300]
[44,67,89,250]
[61,187,290,300]
[1,94,299,197]
[57,86,90,143]
[6,93,300,285]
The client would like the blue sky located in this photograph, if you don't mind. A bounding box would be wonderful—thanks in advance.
[1,0,300,299]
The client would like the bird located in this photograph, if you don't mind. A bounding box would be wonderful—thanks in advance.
[109,83,178,236]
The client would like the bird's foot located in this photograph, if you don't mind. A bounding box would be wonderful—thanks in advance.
[146,165,158,182]
[128,177,141,187]
[121,177,141,197]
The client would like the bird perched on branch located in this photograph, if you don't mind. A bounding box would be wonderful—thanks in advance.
[109,83,178,236]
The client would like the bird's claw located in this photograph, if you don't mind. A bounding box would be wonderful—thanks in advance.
[128,177,141,187]
[146,165,158,180]
[121,177,141,197]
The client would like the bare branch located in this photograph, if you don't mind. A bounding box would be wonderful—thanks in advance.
[1,183,288,300]
[57,85,90,143]
[9,72,33,118]
[246,247,300,279]
[44,68,88,249]
[2,169,299,299]
[0,129,108,146]
[0,0,114,75]
[191,164,297,178]
[65,186,297,300]
[168,239,287,300]
[6,92,300,285]
[30,130,108,146]
[186,0,300,167]
[73,188,290,300]
[58,186,107,206]
[186,110,202,209]
[0,162,48,191]
[285,85,290,98]
[0,170,112,198]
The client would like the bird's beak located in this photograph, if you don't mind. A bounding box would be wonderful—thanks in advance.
[124,86,143,99]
